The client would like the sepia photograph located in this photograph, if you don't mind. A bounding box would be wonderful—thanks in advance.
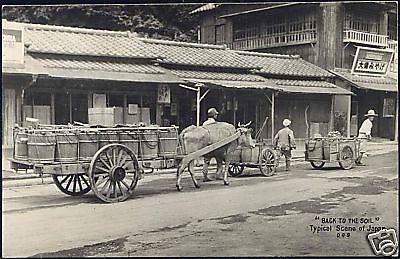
[2,1,398,257]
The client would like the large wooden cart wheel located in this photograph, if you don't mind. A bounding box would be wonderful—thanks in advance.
[228,164,244,177]
[88,144,140,203]
[259,148,277,176]
[53,174,91,196]
[310,161,325,169]
[338,145,354,170]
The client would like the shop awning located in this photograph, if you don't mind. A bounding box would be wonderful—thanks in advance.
[171,69,352,95]
[270,79,354,95]
[331,69,398,92]
[26,54,184,84]
[2,54,48,76]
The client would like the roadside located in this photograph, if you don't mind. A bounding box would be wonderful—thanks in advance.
[2,140,397,188]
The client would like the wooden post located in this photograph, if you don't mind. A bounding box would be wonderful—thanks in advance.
[271,92,275,139]
[50,93,55,124]
[395,94,398,141]
[233,95,237,127]
[196,88,200,126]
[69,93,73,123]
[347,95,351,138]
[123,94,127,124]
[330,95,335,131]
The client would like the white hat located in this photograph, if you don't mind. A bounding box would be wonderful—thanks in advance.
[283,119,291,127]
[364,110,378,117]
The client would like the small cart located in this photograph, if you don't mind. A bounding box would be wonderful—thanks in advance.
[227,140,279,177]
[305,136,360,170]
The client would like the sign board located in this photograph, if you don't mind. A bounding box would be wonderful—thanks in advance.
[351,46,394,76]
[157,85,170,104]
[2,20,24,67]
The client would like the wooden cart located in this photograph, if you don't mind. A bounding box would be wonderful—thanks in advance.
[305,137,360,170]
[9,124,244,203]
[227,139,279,177]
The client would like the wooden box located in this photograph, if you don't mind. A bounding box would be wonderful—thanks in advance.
[88,107,123,126]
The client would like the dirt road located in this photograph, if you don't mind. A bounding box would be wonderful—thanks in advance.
[2,151,398,257]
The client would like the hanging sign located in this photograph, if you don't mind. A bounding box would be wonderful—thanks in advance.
[157,85,170,104]
[351,46,394,76]
[2,20,24,67]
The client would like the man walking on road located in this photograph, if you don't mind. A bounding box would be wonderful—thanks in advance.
[356,109,378,166]
[273,119,296,171]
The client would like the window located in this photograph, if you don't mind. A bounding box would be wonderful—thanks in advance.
[344,11,380,34]
[232,12,316,48]
[383,98,396,117]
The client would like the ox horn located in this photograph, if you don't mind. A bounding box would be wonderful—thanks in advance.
[243,121,252,127]
[238,122,241,127]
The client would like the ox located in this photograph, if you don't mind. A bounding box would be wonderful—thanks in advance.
[176,121,255,191]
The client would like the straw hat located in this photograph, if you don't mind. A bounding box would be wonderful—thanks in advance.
[207,107,219,117]
[283,119,291,127]
[364,110,378,117]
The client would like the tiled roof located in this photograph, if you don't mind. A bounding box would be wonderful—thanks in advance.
[272,79,353,95]
[169,69,266,82]
[236,51,334,78]
[28,54,183,83]
[23,22,158,59]
[139,38,261,70]
[331,68,398,92]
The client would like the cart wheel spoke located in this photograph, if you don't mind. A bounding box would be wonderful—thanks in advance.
[99,157,111,170]
[89,144,139,203]
[53,174,91,197]
[259,149,276,176]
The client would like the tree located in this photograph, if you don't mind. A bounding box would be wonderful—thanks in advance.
[2,5,200,42]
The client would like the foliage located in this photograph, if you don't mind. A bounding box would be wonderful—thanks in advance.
[2,5,201,42]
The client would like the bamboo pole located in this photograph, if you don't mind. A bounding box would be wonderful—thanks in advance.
[271,92,275,140]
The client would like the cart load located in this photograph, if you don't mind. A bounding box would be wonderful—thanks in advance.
[305,131,360,170]
[10,123,181,202]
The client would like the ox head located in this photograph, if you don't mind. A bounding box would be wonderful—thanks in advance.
[238,121,256,148]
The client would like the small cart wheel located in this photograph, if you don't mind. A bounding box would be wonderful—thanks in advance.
[89,144,140,203]
[310,161,325,169]
[53,174,91,196]
[338,145,354,170]
[228,164,244,177]
[259,148,277,176]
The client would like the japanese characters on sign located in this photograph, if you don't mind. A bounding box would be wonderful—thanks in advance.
[351,46,394,76]
[157,85,171,104]
[2,20,24,67]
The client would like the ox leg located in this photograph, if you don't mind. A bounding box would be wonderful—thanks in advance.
[215,158,224,180]
[202,156,212,182]
[223,158,231,186]
[188,161,200,189]
[176,163,186,191]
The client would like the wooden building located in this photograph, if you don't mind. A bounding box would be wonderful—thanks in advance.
[192,2,398,140]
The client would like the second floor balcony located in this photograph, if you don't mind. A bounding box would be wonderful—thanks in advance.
[343,29,388,47]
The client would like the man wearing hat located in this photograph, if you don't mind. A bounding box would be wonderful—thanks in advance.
[273,119,296,171]
[356,109,378,166]
[203,107,219,126]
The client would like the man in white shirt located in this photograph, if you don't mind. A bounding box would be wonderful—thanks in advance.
[203,108,219,126]
[356,109,378,166]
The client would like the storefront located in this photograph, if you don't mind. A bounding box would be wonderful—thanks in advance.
[331,46,398,140]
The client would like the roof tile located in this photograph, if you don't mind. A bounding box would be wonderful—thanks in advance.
[236,51,334,78]
[24,24,158,59]
[140,38,260,70]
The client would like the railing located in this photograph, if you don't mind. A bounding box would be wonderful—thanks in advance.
[388,40,398,50]
[343,30,388,47]
[229,31,317,50]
